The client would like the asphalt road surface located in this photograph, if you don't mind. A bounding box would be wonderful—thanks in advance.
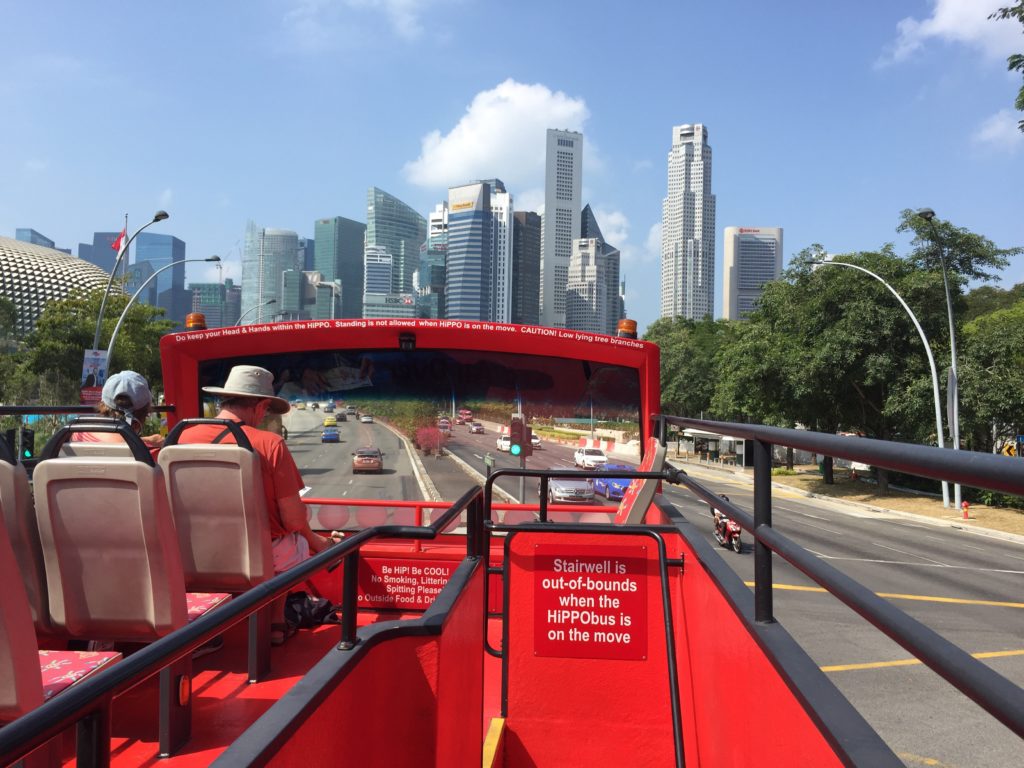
[285,413,1023,767]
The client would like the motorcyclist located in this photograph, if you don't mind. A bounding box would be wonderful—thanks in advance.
[712,495,730,536]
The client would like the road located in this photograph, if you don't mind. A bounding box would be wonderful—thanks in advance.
[285,412,1024,767]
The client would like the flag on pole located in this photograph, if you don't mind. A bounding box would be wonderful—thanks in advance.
[111,228,127,253]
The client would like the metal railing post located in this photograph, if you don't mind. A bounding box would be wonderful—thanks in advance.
[753,438,774,624]
[338,550,360,650]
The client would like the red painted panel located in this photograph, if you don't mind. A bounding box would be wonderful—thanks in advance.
[358,557,458,611]
[504,531,677,766]
[270,634,439,766]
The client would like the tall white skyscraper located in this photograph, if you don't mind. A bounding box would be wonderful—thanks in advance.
[540,128,583,328]
[487,180,513,324]
[723,227,783,320]
[660,124,716,320]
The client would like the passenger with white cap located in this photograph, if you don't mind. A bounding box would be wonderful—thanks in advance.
[72,370,165,451]
[175,365,335,642]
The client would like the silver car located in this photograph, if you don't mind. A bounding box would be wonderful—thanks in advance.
[540,471,594,504]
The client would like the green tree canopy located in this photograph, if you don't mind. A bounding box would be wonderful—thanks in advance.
[643,317,736,418]
[13,288,174,405]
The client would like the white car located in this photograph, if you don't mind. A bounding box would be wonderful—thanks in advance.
[496,434,511,452]
[360,414,374,424]
[574,447,608,469]
[530,433,542,449]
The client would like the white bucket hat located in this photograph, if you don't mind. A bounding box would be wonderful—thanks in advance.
[202,365,290,414]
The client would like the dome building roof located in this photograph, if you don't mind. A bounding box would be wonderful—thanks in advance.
[0,236,115,334]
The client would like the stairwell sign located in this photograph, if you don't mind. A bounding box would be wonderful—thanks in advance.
[534,544,647,660]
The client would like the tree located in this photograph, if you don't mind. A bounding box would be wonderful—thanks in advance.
[991,2,1024,132]
[960,300,1024,451]
[643,316,736,417]
[14,289,174,405]
[897,209,1019,283]
[963,283,1024,322]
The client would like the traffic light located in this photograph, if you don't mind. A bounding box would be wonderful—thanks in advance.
[520,425,534,458]
[19,428,35,461]
[509,419,524,456]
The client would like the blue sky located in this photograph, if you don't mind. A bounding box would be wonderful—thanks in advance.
[2,0,1021,334]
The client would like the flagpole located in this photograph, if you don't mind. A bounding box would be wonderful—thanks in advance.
[91,210,169,351]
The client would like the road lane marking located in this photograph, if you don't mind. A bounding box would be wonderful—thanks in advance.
[743,581,1024,608]
[871,542,948,566]
[797,512,827,520]
[896,753,954,768]
[821,649,1024,672]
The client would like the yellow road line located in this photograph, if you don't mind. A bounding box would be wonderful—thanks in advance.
[896,753,954,767]
[742,581,1024,609]
[822,649,1024,672]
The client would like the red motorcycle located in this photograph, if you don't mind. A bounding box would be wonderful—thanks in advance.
[711,495,742,553]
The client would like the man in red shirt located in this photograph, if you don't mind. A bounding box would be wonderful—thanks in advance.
[178,365,334,642]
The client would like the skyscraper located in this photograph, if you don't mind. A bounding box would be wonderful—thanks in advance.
[417,203,448,319]
[15,229,54,248]
[484,179,513,323]
[365,188,426,295]
[135,232,188,325]
[565,238,622,335]
[539,129,583,328]
[189,278,240,328]
[511,211,541,326]
[446,182,492,321]
[314,216,366,318]
[78,232,121,271]
[240,223,301,324]
[723,227,783,320]
[660,123,716,320]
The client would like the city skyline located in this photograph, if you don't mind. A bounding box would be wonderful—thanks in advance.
[3,2,1022,335]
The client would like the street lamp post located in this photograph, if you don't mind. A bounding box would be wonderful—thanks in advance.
[916,208,962,510]
[237,299,277,325]
[105,256,220,369]
[809,257,951,507]
[92,211,169,351]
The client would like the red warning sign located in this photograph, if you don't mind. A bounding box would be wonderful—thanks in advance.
[534,544,647,660]
[358,558,457,610]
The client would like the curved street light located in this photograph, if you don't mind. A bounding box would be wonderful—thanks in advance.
[237,299,277,325]
[809,257,950,507]
[916,208,962,510]
[105,256,220,368]
[92,210,170,351]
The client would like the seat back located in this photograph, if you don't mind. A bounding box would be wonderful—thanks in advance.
[58,416,135,458]
[159,419,273,592]
[0,493,44,722]
[0,439,52,635]
[33,422,187,642]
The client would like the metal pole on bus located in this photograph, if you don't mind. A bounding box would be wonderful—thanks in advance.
[105,256,220,369]
[808,257,950,507]
[92,210,169,351]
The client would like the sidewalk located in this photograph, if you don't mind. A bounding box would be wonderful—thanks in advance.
[669,457,1024,545]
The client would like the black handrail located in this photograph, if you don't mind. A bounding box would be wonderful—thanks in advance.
[0,405,175,416]
[664,416,1024,494]
[0,486,484,766]
[660,416,1024,740]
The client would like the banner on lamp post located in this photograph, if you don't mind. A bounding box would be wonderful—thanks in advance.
[80,349,108,405]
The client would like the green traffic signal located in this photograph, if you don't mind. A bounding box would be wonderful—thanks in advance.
[510,444,521,456]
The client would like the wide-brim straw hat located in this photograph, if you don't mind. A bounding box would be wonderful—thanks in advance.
[203,365,290,414]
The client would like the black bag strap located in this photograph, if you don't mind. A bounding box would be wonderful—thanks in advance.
[164,418,254,451]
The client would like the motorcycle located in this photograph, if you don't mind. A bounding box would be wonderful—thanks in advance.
[711,496,742,553]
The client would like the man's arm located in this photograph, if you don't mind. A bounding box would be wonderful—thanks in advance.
[277,494,332,554]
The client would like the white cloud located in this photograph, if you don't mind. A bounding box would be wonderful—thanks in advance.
[515,187,544,215]
[643,222,662,262]
[972,109,1024,152]
[404,79,590,190]
[878,0,1019,67]
[282,0,437,50]
[159,188,174,208]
